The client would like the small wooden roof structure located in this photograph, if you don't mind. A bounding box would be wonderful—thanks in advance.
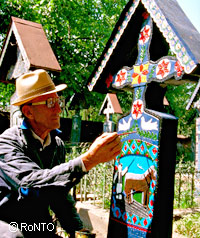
[88,0,200,93]
[0,17,61,82]
[99,93,123,115]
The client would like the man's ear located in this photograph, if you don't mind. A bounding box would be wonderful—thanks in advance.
[21,105,34,119]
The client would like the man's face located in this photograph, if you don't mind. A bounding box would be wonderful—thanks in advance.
[26,93,62,137]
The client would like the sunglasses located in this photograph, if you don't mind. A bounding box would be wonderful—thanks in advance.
[31,97,64,109]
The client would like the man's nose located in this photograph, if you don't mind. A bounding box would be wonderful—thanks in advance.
[54,101,62,113]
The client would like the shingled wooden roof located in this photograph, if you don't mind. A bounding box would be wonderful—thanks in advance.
[0,17,61,82]
[88,0,200,93]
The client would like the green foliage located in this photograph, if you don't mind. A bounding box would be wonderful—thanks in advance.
[174,159,197,209]
[176,140,194,163]
[175,158,195,176]
[65,142,90,162]
[135,123,157,140]
[0,0,198,137]
[0,0,129,121]
[174,213,200,238]
[117,91,133,115]
[166,83,197,137]
[0,82,15,111]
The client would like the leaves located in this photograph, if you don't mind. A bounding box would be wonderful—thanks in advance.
[0,0,129,110]
[175,213,200,237]
[0,83,15,111]
[0,0,198,137]
[166,83,197,136]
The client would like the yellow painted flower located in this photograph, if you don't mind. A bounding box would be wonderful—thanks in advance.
[132,63,149,85]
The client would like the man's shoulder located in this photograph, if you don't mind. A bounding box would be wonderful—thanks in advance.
[0,125,24,142]
[0,125,20,136]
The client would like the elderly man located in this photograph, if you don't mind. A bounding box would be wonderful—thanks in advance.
[0,69,122,238]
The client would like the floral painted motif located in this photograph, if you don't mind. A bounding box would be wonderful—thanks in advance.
[132,64,149,84]
[132,99,143,119]
[142,0,196,74]
[175,60,184,77]
[139,25,151,45]
[156,59,171,79]
[107,7,187,237]
[88,0,198,92]
[115,69,127,86]
[111,14,184,91]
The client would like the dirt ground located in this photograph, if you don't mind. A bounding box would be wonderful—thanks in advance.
[76,202,199,238]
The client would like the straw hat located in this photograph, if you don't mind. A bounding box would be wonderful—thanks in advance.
[12,69,67,106]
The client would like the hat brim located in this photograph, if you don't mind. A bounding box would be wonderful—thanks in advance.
[12,84,67,106]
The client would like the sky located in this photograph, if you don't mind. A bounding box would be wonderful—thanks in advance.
[176,0,200,33]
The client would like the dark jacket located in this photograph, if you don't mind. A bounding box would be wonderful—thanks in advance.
[0,121,85,237]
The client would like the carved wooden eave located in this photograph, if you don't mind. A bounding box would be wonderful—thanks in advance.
[87,0,200,93]
[0,17,61,83]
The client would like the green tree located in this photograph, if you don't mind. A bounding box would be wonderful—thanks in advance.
[0,0,129,118]
[0,0,198,140]
[166,83,197,136]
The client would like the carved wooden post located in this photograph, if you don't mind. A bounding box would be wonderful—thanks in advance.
[71,113,81,144]
[99,93,122,132]
[68,92,89,145]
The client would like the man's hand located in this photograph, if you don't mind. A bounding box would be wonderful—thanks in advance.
[81,132,122,171]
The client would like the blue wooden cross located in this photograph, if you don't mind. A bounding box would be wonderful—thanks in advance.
[108,13,183,238]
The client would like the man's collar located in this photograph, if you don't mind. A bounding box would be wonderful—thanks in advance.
[20,119,62,135]
[31,129,51,148]
[20,119,29,129]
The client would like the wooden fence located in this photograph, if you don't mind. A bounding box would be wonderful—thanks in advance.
[74,162,200,210]
[74,162,114,209]
[174,170,200,208]
[66,144,200,210]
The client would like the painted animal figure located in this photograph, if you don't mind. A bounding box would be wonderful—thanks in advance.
[124,165,156,208]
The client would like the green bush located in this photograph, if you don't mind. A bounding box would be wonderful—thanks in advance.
[65,142,90,162]
[174,159,197,209]
[175,213,200,238]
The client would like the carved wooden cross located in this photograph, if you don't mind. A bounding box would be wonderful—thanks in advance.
[108,12,182,238]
